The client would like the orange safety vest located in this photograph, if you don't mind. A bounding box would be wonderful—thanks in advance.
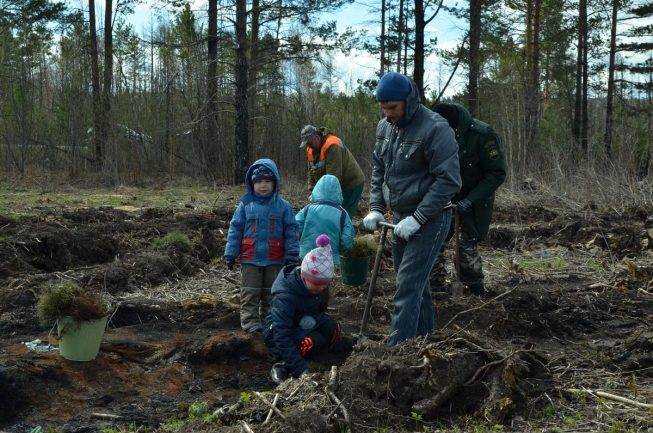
[306,135,341,162]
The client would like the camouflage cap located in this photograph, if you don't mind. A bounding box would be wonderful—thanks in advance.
[299,125,319,148]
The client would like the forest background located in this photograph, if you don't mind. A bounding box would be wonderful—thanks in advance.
[1,0,652,204]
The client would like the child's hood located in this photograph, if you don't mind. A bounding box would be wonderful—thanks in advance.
[310,174,343,205]
[245,158,281,195]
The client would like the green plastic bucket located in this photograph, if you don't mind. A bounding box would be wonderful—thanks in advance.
[57,316,108,361]
[340,256,371,286]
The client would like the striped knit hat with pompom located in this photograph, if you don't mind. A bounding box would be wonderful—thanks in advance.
[301,234,335,284]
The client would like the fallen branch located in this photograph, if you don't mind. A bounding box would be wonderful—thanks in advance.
[412,384,457,414]
[442,285,518,330]
[567,389,653,410]
[212,401,242,419]
[91,412,123,420]
[262,393,280,425]
[637,288,653,298]
[287,381,304,399]
[254,391,287,420]
[223,275,240,286]
[328,365,338,388]
[240,420,255,433]
[588,282,616,289]
[326,389,351,428]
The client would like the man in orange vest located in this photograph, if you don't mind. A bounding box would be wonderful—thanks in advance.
[299,125,365,217]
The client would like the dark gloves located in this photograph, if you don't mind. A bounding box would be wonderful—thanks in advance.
[456,198,473,214]
[225,257,235,270]
[284,256,300,267]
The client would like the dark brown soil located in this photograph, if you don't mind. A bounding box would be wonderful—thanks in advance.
[1,201,651,433]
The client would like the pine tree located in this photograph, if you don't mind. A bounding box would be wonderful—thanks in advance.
[616,1,653,178]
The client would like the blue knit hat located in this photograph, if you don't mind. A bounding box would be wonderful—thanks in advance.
[251,165,275,183]
[375,72,411,102]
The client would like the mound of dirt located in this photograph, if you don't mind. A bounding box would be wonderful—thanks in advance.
[61,207,130,223]
[3,225,119,273]
[493,204,559,224]
[193,227,222,263]
[0,243,36,278]
[486,207,649,257]
[217,331,552,432]
[612,329,653,376]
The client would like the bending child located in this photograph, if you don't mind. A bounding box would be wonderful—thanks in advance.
[224,159,299,333]
[296,174,355,266]
[263,235,342,382]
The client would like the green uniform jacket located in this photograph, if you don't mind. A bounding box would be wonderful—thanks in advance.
[450,104,507,241]
[307,128,365,191]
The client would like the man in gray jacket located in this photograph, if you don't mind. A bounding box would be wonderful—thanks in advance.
[363,72,461,346]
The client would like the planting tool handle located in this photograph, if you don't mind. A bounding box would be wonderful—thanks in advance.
[359,224,390,336]
[378,221,396,229]
[453,206,461,282]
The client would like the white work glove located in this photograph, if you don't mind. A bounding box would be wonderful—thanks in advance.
[394,216,421,240]
[363,211,385,231]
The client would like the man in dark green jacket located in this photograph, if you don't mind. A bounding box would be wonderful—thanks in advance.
[432,103,507,295]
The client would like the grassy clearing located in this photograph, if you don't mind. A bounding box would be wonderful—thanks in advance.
[0,182,244,218]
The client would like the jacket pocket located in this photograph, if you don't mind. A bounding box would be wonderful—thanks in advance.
[401,139,422,159]
[379,137,390,157]
[268,239,284,261]
[269,213,282,238]
[395,140,424,174]
[241,238,255,260]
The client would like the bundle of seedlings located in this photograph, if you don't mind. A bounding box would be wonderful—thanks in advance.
[341,235,377,259]
[37,280,109,325]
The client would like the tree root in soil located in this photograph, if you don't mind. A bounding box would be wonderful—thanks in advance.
[215,329,552,432]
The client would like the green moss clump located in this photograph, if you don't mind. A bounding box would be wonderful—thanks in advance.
[151,230,192,252]
[37,280,109,325]
[342,235,377,258]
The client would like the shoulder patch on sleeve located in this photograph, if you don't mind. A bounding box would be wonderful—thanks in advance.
[485,141,499,160]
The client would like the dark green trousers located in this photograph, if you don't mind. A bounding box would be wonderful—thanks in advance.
[341,183,363,218]
[431,225,484,289]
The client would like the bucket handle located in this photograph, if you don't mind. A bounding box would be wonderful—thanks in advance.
[47,321,60,341]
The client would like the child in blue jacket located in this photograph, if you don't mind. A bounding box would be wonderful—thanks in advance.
[263,234,341,382]
[296,174,355,265]
[224,159,299,333]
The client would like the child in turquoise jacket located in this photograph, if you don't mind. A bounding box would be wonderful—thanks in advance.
[296,174,355,265]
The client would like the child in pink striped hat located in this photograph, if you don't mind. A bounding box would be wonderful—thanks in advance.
[300,234,335,288]
[263,234,341,382]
